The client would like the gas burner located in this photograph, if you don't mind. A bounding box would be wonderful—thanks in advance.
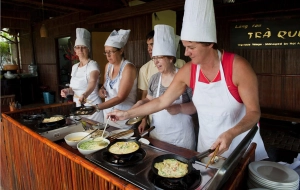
[148,168,202,190]
[36,122,60,129]
[101,148,146,166]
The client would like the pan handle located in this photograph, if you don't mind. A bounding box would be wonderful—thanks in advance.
[136,126,155,140]
[189,148,215,163]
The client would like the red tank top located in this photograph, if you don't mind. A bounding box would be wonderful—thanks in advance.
[190,51,242,103]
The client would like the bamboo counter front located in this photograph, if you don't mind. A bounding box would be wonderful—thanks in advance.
[0,103,255,190]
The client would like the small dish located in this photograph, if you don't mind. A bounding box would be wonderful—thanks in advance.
[138,138,150,145]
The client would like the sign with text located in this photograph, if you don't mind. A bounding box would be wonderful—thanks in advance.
[230,19,300,49]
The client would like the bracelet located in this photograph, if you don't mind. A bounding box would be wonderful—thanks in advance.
[95,104,100,112]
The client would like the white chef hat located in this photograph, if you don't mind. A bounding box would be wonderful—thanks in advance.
[104,29,131,48]
[181,0,217,43]
[152,24,176,57]
[74,28,91,50]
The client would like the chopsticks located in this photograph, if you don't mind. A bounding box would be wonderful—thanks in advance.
[73,94,93,104]
[205,144,220,169]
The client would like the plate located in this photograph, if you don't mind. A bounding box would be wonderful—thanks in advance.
[249,161,299,186]
[109,129,134,139]
[125,116,145,125]
[200,156,226,169]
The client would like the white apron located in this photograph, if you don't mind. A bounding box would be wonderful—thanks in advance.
[103,60,137,129]
[151,73,196,150]
[192,51,268,161]
[70,61,104,123]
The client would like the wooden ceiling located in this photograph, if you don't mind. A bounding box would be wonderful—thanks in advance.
[1,0,300,27]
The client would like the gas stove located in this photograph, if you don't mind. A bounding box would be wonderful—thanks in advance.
[86,144,217,190]
[16,114,85,141]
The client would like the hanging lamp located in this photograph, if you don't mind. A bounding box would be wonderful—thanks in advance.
[40,0,48,37]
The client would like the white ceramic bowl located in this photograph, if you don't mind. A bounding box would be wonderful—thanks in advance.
[64,132,90,149]
[77,138,110,155]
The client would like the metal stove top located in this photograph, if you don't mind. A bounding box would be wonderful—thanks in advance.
[16,116,85,141]
[86,144,217,190]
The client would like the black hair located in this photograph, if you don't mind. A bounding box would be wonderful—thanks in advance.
[146,30,155,40]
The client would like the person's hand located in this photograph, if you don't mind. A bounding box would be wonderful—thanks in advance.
[99,87,107,98]
[107,109,129,121]
[209,130,235,156]
[138,118,147,133]
[78,94,86,105]
[61,88,68,98]
[165,104,181,115]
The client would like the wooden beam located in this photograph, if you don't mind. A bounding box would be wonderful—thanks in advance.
[87,0,185,24]
[3,0,89,12]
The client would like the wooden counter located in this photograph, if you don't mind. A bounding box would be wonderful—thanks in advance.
[1,103,255,190]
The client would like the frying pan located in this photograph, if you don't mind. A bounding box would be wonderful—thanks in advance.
[70,106,96,115]
[151,149,215,179]
[107,126,155,157]
[42,114,66,126]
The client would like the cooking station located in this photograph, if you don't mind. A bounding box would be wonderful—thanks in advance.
[15,113,85,141]
[87,144,218,190]
[1,103,256,190]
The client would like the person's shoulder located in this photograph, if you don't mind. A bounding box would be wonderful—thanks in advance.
[139,60,152,71]
[72,63,79,69]
[89,59,98,65]
[88,60,100,70]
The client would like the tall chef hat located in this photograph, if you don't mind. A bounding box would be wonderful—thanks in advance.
[181,0,217,43]
[104,29,131,48]
[152,24,176,57]
[74,28,91,50]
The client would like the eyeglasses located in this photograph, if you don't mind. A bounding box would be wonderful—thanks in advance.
[74,46,88,50]
[103,50,119,56]
[152,56,165,62]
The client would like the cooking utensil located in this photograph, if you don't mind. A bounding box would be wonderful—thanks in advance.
[94,116,110,145]
[106,126,155,156]
[151,148,215,179]
[42,114,66,126]
[205,144,220,169]
[80,128,99,141]
[70,106,96,115]
[125,116,145,125]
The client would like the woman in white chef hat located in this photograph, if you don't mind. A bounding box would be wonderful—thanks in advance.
[134,24,195,150]
[97,29,137,129]
[61,28,104,123]
[108,0,268,161]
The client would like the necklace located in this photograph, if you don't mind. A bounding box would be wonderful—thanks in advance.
[79,59,90,67]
